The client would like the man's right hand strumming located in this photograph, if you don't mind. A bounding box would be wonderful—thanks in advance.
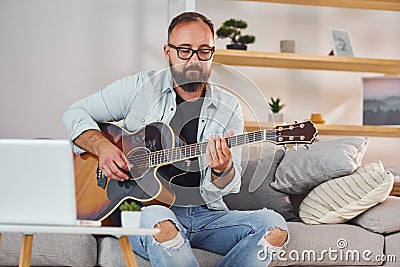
[74,129,132,181]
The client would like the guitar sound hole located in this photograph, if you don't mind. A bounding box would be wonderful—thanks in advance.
[126,147,150,179]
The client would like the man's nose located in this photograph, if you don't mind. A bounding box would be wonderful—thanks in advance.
[188,51,200,63]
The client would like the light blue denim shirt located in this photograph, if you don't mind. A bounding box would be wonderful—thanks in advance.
[63,69,244,210]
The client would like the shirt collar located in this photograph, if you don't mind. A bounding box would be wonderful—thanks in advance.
[160,68,174,94]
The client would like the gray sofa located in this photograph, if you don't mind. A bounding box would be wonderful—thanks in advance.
[1,143,399,266]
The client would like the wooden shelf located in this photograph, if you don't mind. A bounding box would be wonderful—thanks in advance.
[237,0,400,12]
[391,182,400,197]
[214,49,400,74]
[245,121,400,138]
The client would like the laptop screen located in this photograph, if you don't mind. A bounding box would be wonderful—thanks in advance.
[0,139,77,226]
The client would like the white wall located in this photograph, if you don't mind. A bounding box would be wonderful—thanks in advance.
[0,0,399,166]
[0,0,168,139]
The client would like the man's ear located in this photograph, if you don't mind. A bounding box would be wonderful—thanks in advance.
[163,44,170,61]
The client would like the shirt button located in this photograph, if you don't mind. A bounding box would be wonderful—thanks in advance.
[171,107,174,111]
[200,190,204,193]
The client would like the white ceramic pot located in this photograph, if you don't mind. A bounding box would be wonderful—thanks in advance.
[121,211,142,228]
[269,113,283,123]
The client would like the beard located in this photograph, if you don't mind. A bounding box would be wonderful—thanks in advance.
[169,61,211,93]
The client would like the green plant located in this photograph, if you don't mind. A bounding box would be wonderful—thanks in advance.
[269,97,285,113]
[216,19,255,46]
[119,200,142,212]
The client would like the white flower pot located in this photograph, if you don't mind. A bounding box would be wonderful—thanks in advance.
[121,211,142,228]
[269,113,283,123]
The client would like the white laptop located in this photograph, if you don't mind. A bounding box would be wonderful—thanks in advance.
[0,139,77,226]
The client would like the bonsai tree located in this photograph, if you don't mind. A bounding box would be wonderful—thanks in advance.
[269,97,285,114]
[216,19,255,50]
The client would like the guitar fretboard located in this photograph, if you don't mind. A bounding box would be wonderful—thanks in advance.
[148,130,273,166]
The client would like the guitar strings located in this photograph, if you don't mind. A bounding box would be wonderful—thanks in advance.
[126,130,268,167]
[123,125,310,168]
[126,133,307,168]
[127,126,310,168]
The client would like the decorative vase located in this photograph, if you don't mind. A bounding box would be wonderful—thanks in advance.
[121,211,142,228]
[226,43,247,50]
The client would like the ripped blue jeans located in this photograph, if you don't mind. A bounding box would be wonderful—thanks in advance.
[128,205,289,267]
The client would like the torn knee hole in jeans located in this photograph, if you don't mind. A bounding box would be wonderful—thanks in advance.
[258,228,288,254]
[152,220,185,249]
[158,232,185,249]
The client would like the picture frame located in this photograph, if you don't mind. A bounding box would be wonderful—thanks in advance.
[362,76,400,125]
[329,28,354,57]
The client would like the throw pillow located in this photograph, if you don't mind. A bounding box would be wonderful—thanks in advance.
[354,161,385,174]
[271,137,369,194]
[351,196,400,234]
[224,147,300,222]
[299,165,394,224]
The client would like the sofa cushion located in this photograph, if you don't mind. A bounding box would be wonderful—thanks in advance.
[271,137,369,194]
[224,148,300,222]
[384,232,400,267]
[351,196,400,234]
[97,236,223,267]
[299,165,394,224]
[0,233,97,266]
[270,222,384,266]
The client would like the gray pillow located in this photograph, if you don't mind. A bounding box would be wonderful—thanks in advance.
[224,148,300,222]
[270,137,369,194]
[351,196,400,234]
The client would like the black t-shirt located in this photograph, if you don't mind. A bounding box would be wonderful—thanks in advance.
[168,91,204,187]
[155,90,206,206]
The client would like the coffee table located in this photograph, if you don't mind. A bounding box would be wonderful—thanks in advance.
[0,224,158,267]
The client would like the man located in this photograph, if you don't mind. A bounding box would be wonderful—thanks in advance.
[64,11,288,267]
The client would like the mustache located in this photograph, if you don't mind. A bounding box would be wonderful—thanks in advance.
[184,65,203,72]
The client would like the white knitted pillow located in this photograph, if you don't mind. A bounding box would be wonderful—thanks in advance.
[354,161,385,174]
[299,162,394,224]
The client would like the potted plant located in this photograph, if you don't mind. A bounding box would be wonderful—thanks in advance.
[268,97,285,122]
[119,200,142,228]
[216,19,255,50]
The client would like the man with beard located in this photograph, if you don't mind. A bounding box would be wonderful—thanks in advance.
[63,11,288,267]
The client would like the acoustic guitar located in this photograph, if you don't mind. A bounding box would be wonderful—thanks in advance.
[74,121,317,222]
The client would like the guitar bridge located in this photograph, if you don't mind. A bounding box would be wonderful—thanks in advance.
[96,166,108,189]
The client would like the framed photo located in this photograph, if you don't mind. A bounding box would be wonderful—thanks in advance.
[329,28,354,57]
[362,76,400,125]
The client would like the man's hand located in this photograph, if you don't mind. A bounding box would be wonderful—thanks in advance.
[97,143,132,181]
[206,131,234,174]
[74,129,132,181]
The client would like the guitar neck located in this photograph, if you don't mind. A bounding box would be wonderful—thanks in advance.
[149,130,269,167]
[148,120,317,167]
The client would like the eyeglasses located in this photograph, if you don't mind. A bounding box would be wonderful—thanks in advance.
[168,43,215,61]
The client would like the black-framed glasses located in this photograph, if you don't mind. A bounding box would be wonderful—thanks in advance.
[168,43,215,61]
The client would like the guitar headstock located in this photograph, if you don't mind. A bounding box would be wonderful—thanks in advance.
[269,120,317,146]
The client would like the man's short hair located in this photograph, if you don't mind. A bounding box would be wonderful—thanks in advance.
[168,12,214,41]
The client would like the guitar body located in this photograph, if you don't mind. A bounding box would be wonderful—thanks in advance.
[74,121,184,222]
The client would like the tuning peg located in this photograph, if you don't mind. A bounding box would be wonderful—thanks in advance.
[293,143,298,151]
[303,144,310,150]
[281,145,288,152]
[281,122,288,126]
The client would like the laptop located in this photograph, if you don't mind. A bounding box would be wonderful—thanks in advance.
[0,139,77,226]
